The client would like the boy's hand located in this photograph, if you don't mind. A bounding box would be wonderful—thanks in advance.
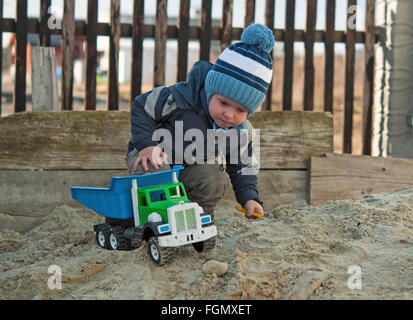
[134,146,168,172]
[244,200,264,220]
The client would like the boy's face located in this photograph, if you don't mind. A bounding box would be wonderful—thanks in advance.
[208,94,249,128]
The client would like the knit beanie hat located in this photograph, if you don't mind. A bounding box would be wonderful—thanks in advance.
[205,23,274,115]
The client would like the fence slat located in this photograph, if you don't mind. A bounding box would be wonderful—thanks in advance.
[39,0,51,47]
[283,0,295,110]
[263,0,275,111]
[324,0,335,113]
[304,0,317,111]
[343,0,357,154]
[108,0,120,110]
[199,0,212,61]
[221,0,233,52]
[177,0,190,82]
[85,0,98,110]
[61,0,75,110]
[0,0,3,116]
[244,0,255,27]
[131,0,144,100]
[14,0,27,113]
[362,0,376,156]
[154,0,167,87]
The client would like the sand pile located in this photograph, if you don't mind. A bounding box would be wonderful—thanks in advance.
[1,188,412,300]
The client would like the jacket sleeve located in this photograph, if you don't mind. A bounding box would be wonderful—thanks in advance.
[129,86,173,152]
[225,126,263,207]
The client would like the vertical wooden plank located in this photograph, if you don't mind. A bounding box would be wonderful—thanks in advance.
[362,0,376,156]
[343,0,357,154]
[85,0,98,110]
[324,0,335,113]
[283,0,295,110]
[108,0,120,110]
[14,0,28,113]
[0,0,3,116]
[263,0,275,111]
[154,0,167,87]
[39,0,51,47]
[177,0,190,82]
[304,0,317,111]
[61,0,75,111]
[131,0,144,100]
[221,0,233,52]
[244,0,256,27]
[199,0,212,61]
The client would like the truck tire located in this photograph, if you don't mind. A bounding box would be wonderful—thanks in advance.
[108,226,132,251]
[192,236,216,253]
[95,224,111,249]
[147,236,175,266]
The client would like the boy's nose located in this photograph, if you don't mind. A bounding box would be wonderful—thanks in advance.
[223,110,234,119]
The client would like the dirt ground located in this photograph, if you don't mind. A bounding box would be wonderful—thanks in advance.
[1,188,412,300]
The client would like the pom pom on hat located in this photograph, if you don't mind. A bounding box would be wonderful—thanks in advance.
[241,23,275,53]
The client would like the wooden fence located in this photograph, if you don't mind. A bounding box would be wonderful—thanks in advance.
[0,0,378,155]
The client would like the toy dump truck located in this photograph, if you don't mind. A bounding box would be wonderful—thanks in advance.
[71,166,217,265]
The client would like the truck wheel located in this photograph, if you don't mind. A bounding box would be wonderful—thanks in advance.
[95,224,111,249]
[193,236,216,253]
[108,226,132,251]
[147,236,175,266]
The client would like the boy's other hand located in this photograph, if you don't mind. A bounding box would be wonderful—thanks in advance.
[244,200,264,220]
[134,146,168,172]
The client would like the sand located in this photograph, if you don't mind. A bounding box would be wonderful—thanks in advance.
[1,188,412,300]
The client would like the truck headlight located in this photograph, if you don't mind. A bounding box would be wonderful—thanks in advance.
[157,224,170,234]
[201,215,212,225]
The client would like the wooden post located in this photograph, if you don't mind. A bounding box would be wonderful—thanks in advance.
[362,0,376,156]
[31,46,59,112]
[61,0,75,111]
[131,0,144,100]
[39,0,51,47]
[154,0,167,87]
[244,0,255,27]
[108,0,120,110]
[177,0,190,82]
[85,0,98,110]
[324,0,335,113]
[343,0,357,154]
[304,0,317,111]
[283,0,295,110]
[199,0,212,62]
[0,0,3,116]
[14,0,28,113]
[221,0,233,52]
[263,0,275,111]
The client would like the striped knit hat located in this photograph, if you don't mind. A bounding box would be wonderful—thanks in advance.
[205,23,274,115]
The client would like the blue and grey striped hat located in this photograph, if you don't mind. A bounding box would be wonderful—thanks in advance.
[205,23,274,115]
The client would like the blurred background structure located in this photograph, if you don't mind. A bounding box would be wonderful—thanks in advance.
[1,0,409,158]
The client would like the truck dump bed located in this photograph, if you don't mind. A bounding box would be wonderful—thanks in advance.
[71,166,184,220]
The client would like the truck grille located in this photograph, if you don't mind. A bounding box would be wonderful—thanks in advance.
[175,208,197,232]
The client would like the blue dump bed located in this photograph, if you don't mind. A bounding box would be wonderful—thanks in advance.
[71,166,184,220]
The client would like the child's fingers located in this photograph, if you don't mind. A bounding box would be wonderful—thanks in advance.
[149,157,160,170]
[133,157,142,171]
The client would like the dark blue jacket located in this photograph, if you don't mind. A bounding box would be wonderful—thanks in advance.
[128,61,262,207]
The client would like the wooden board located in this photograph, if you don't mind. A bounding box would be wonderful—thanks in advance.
[309,153,413,205]
[249,111,333,169]
[0,111,333,170]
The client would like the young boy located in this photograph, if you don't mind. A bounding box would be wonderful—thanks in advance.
[125,23,274,220]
